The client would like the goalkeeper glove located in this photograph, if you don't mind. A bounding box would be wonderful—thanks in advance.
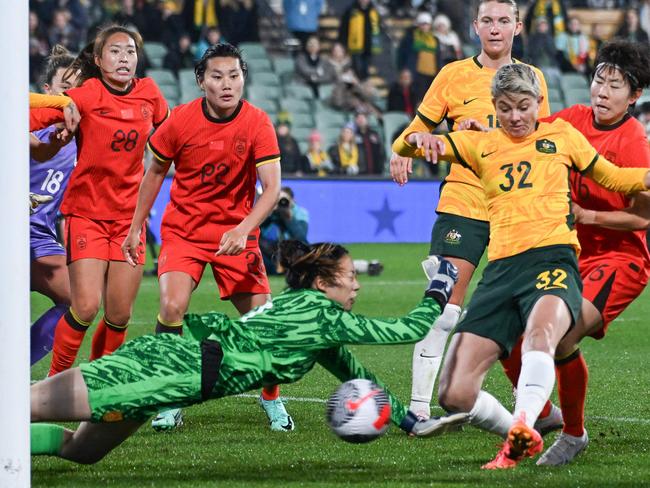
[422,255,458,309]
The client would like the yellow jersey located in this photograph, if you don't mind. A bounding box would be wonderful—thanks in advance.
[394,56,550,221]
[403,119,648,261]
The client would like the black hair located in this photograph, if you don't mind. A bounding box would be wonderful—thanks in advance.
[594,39,650,93]
[194,42,248,84]
[40,44,75,87]
[281,186,295,198]
[278,241,349,290]
[64,24,142,85]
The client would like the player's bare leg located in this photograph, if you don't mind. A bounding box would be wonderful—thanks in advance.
[49,259,107,375]
[409,256,473,418]
[438,332,512,437]
[31,370,144,464]
[150,271,195,431]
[537,298,599,466]
[233,291,295,432]
[96,260,143,357]
[30,254,71,364]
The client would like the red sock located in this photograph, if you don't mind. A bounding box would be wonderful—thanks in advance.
[500,337,553,419]
[261,385,280,401]
[557,349,588,437]
[101,317,128,357]
[90,319,107,361]
[49,310,90,376]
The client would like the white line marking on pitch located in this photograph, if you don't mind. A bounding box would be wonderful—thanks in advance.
[236,394,650,424]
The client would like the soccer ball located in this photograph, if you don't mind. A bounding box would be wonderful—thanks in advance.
[326,379,391,443]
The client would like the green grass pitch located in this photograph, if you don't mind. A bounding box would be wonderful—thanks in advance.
[30,243,650,487]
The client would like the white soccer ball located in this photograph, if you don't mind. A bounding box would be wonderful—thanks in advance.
[326,379,391,443]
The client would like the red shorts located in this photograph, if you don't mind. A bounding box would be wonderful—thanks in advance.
[65,215,145,265]
[157,236,270,300]
[580,254,649,339]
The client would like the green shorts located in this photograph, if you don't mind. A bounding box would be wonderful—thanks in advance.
[80,334,223,422]
[455,245,582,356]
[429,213,489,267]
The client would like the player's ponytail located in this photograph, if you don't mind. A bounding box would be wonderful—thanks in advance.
[279,241,349,290]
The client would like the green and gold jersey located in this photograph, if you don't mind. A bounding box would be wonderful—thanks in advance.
[394,56,550,221]
[402,118,648,260]
[184,289,442,426]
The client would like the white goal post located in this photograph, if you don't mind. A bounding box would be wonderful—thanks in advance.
[0,1,30,486]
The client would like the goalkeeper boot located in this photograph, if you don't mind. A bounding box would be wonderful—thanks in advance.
[151,408,184,432]
[534,403,564,437]
[536,430,588,466]
[482,414,543,470]
[259,396,294,432]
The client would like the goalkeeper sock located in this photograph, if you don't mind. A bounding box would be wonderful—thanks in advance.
[513,351,555,428]
[31,424,65,455]
[49,309,91,376]
[409,304,461,411]
[468,390,512,438]
[30,304,68,365]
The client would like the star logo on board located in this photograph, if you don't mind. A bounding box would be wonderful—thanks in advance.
[368,196,404,236]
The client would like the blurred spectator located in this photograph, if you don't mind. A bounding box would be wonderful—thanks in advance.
[524,0,569,43]
[397,11,442,103]
[387,68,416,117]
[158,1,186,47]
[354,110,384,175]
[283,0,323,50]
[527,17,561,76]
[219,0,260,46]
[635,101,650,139]
[195,26,226,61]
[29,10,50,85]
[641,1,650,38]
[433,14,462,63]
[32,0,89,35]
[295,36,336,98]
[328,122,360,176]
[112,0,162,42]
[325,42,353,80]
[587,22,609,75]
[339,0,383,80]
[181,0,220,42]
[276,113,306,175]
[303,130,335,176]
[615,8,649,42]
[163,33,195,76]
[48,8,82,52]
[556,16,590,74]
[329,67,383,119]
[259,186,309,275]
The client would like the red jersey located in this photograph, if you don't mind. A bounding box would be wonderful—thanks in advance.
[148,98,280,246]
[61,77,168,220]
[30,108,63,131]
[545,105,650,263]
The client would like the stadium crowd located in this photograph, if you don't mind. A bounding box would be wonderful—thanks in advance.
[30,0,650,178]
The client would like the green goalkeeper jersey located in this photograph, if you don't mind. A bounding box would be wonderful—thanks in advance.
[185,288,442,427]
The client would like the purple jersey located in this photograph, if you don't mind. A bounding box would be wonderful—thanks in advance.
[30,126,76,255]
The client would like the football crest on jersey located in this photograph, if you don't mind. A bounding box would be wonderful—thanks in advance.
[535,139,557,154]
[444,229,462,245]
[141,103,152,120]
[234,137,247,156]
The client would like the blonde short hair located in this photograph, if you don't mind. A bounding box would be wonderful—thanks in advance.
[491,64,541,100]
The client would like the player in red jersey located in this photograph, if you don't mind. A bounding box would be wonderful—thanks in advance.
[500,40,650,466]
[121,43,286,431]
[47,25,169,377]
